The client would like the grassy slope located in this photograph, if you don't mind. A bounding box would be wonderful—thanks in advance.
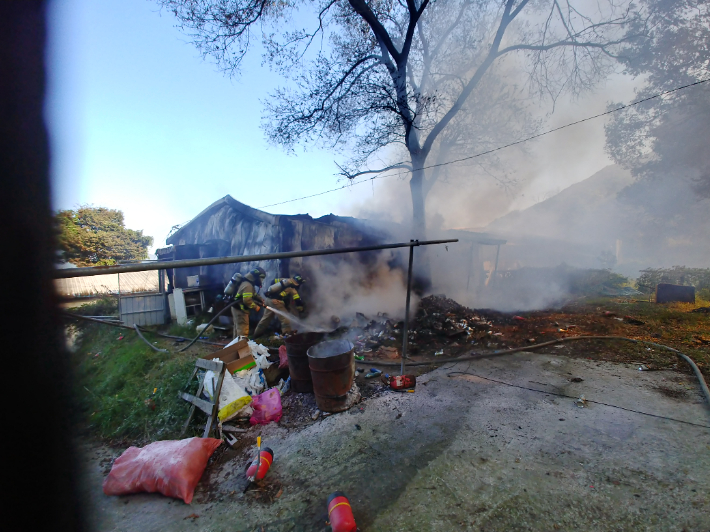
[69,299,212,445]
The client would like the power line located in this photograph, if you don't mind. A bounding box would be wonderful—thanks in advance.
[260,77,710,210]
[446,369,710,429]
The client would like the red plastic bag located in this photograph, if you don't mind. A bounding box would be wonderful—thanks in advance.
[249,388,283,425]
[278,344,289,369]
[102,437,222,504]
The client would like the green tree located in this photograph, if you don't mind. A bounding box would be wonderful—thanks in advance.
[603,0,710,257]
[605,0,710,199]
[55,206,153,267]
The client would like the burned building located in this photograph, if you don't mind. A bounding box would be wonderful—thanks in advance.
[156,195,396,320]
[156,195,505,323]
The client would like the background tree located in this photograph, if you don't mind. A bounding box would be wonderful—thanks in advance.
[159,0,644,242]
[605,0,710,199]
[603,0,709,257]
[55,206,153,266]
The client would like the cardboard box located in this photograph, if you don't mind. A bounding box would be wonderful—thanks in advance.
[201,339,255,373]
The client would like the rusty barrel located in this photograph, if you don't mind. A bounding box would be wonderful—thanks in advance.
[307,339,355,413]
[284,332,325,393]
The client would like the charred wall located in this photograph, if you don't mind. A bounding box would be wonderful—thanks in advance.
[164,196,396,309]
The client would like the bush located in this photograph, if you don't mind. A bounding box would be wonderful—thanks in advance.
[637,267,710,294]
[70,296,118,317]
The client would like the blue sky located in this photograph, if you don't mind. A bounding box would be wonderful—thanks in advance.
[45,0,638,252]
[45,0,371,251]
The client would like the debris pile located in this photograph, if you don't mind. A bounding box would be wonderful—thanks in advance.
[351,312,401,358]
[410,295,493,349]
[346,295,507,360]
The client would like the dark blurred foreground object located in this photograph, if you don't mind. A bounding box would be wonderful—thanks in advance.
[0,2,84,530]
[656,283,696,304]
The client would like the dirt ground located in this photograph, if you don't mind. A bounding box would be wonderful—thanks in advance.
[80,350,710,531]
[321,296,710,379]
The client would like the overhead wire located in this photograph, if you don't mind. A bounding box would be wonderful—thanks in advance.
[446,368,710,429]
[259,77,710,210]
[357,335,710,410]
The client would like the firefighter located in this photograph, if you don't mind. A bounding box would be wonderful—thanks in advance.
[253,274,306,338]
[225,267,266,338]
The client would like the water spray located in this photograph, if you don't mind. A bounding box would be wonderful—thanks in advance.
[265,305,329,333]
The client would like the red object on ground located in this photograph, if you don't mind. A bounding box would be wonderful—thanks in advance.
[102,437,222,504]
[328,491,357,532]
[278,344,289,369]
[513,316,527,321]
[388,374,416,390]
[249,388,283,425]
[245,447,274,480]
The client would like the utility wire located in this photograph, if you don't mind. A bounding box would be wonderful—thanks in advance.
[260,77,710,210]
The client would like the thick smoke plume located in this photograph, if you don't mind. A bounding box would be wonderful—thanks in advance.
[298,248,417,327]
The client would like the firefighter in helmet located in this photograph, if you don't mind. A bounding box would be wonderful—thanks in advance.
[253,274,306,338]
[224,267,266,338]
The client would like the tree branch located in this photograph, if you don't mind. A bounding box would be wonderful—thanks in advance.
[420,0,516,155]
[498,37,629,55]
[348,0,402,62]
[337,161,412,180]
[401,0,430,62]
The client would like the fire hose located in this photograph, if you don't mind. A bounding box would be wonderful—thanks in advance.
[175,299,243,352]
[360,335,710,407]
[62,299,241,352]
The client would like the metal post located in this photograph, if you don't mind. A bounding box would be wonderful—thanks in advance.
[466,243,474,291]
[494,244,501,273]
[400,240,417,375]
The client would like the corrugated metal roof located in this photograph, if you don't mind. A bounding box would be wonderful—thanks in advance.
[55,270,161,298]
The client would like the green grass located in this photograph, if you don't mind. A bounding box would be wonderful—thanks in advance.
[70,295,118,316]
[167,322,198,339]
[69,300,206,444]
[563,297,710,373]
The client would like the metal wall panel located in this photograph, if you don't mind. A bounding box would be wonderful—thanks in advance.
[119,293,166,327]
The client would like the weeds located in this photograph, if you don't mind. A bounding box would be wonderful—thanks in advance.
[69,299,210,444]
[562,297,710,373]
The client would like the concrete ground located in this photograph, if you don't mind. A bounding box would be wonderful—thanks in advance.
[80,352,710,531]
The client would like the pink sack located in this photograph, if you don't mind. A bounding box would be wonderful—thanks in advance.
[102,437,222,504]
[249,388,283,425]
[278,344,289,369]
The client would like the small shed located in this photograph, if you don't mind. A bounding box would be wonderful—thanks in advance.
[157,196,508,319]
[158,196,391,286]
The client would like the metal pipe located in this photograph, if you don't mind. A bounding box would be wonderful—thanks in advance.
[53,239,459,279]
[400,240,417,375]
[466,243,474,291]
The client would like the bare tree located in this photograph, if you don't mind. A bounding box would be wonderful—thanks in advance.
[159,0,644,240]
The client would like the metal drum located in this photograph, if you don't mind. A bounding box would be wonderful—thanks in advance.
[307,339,355,412]
[284,332,325,393]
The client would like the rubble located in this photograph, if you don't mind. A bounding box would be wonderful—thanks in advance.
[345,296,497,361]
